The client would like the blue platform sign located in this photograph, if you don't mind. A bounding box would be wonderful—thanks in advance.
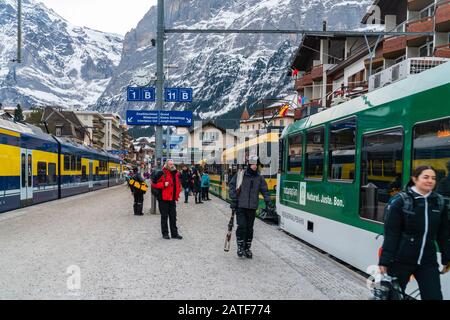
[126,110,193,127]
[127,87,155,102]
[142,88,156,102]
[165,88,179,102]
[179,88,193,102]
[127,87,141,102]
[164,88,193,102]
[128,87,192,103]
[108,150,129,155]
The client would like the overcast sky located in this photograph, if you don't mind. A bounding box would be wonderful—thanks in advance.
[38,0,157,35]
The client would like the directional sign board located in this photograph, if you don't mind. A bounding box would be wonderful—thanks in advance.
[126,110,193,127]
[126,110,159,126]
[159,111,193,126]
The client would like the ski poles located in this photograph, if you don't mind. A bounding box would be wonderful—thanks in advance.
[224,210,236,252]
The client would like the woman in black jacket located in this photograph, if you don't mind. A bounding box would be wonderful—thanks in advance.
[379,166,450,300]
[192,168,203,204]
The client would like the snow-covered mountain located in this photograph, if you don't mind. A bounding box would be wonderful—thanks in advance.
[93,0,372,123]
[0,0,123,109]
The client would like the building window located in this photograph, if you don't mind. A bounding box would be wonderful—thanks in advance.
[329,117,356,181]
[56,127,62,137]
[280,120,284,127]
[420,4,435,19]
[419,42,433,57]
[395,55,406,64]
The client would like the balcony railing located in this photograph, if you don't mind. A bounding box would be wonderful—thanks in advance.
[436,0,450,31]
[435,43,450,58]
[311,64,324,80]
[295,72,313,90]
[383,36,407,58]
[408,0,435,11]
[406,16,434,45]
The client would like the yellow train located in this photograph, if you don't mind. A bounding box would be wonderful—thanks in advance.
[0,119,125,214]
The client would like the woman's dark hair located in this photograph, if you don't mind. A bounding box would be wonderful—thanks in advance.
[407,166,436,188]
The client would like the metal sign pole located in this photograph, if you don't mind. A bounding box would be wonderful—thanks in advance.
[151,0,165,215]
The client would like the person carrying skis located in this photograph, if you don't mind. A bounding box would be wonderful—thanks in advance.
[229,156,272,259]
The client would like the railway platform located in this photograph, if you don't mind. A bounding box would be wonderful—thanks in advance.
[0,184,369,300]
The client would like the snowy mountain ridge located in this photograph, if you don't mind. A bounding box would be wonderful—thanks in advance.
[0,0,123,109]
[93,0,373,122]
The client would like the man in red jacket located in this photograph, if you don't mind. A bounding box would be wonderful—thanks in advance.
[152,159,183,240]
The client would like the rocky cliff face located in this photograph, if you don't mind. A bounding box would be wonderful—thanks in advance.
[93,0,372,123]
[0,0,123,109]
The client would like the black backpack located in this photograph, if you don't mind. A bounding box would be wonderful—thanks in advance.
[150,170,165,200]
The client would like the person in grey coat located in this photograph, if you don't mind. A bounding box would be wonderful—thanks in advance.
[229,156,272,259]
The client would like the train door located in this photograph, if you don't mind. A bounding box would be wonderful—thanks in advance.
[20,149,33,206]
[88,160,94,189]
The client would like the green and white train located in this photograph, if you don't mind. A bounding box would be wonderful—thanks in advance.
[277,61,450,299]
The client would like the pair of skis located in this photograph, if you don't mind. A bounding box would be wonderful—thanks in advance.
[224,209,236,252]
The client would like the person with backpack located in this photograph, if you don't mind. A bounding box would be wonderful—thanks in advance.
[192,168,203,204]
[129,167,147,216]
[379,166,450,300]
[201,169,211,201]
[151,159,183,240]
[180,165,192,204]
[229,156,272,259]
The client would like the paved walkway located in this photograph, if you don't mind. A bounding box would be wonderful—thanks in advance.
[0,185,370,300]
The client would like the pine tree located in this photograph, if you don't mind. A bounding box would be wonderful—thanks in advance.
[14,104,24,122]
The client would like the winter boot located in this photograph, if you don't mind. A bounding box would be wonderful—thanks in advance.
[244,241,253,259]
[237,240,245,258]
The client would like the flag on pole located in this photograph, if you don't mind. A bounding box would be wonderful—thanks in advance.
[279,104,291,117]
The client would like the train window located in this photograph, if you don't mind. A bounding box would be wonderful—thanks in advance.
[81,166,87,182]
[329,118,356,181]
[28,155,32,188]
[64,154,70,171]
[21,154,26,188]
[76,157,82,171]
[305,127,325,179]
[71,155,76,171]
[287,133,303,173]
[37,162,47,185]
[360,129,404,223]
[413,117,450,201]
[48,163,57,185]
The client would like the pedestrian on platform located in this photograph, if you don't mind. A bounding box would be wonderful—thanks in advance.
[180,165,192,204]
[192,168,203,204]
[201,169,211,201]
[379,166,450,300]
[152,159,183,240]
[130,167,146,216]
[229,156,272,259]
